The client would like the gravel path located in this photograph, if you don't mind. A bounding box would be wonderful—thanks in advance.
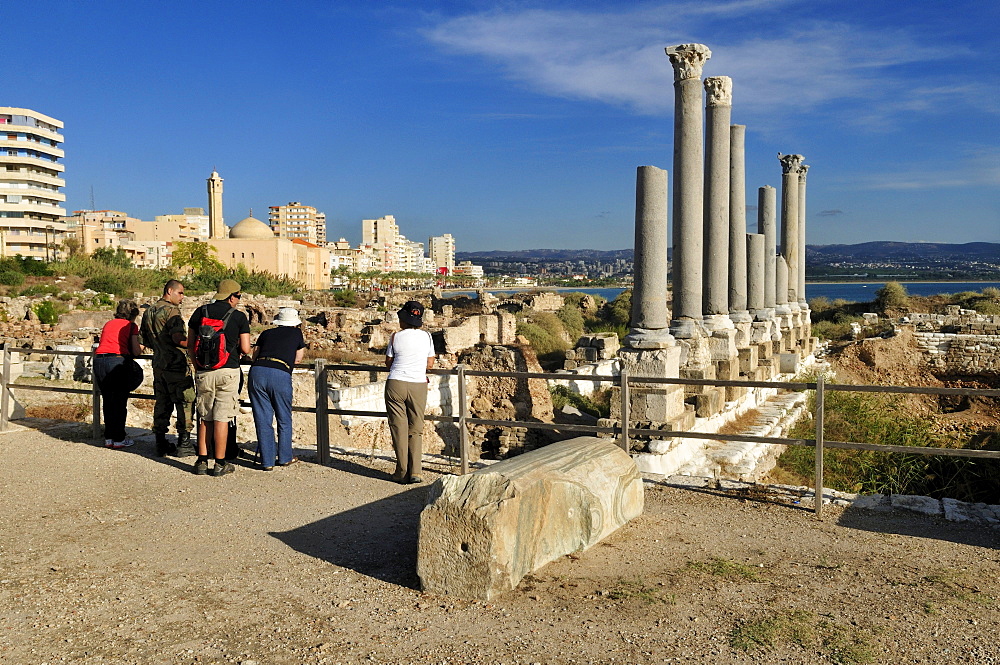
[2,424,999,664]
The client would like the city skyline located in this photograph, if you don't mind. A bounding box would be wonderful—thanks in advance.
[6,0,998,250]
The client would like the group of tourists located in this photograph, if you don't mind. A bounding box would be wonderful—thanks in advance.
[93,279,433,482]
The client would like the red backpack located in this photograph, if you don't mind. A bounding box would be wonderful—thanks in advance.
[193,305,236,370]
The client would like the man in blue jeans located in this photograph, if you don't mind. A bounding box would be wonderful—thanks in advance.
[248,307,306,470]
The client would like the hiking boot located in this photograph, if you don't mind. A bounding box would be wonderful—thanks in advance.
[155,434,176,457]
[193,460,209,475]
[213,461,236,477]
[174,433,196,457]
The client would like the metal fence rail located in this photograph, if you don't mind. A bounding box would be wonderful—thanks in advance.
[2,346,998,517]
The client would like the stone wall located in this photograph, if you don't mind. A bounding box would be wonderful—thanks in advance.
[439,313,517,354]
[908,312,1000,377]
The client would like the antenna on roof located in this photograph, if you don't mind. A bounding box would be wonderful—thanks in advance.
[249,208,253,217]
[89,186,95,212]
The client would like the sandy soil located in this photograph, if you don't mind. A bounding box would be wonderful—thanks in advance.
[2,422,1000,665]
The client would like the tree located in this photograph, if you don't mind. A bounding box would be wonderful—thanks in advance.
[873,281,909,313]
[92,246,132,269]
[171,241,224,274]
[61,237,84,258]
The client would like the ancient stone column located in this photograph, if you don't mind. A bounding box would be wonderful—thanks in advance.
[625,166,674,348]
[746,233,765,315]
[728,124,750,324]
[778,153,803,308]
[757,185,777,310]
[797,164,809,307]
[775,255,790,309]
[665,43,711,338]
[702,76,732,330]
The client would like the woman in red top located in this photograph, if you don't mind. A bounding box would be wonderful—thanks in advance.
[94,299,143,449]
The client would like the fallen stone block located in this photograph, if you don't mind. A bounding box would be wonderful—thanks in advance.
[417,437,644,600]
[890,494,942,516]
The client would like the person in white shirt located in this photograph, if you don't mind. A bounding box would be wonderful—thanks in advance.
[384,301,436,484]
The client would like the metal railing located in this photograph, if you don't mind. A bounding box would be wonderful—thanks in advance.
[2,346,998,518]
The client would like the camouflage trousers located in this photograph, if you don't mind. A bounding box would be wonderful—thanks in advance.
[152,368,196,437]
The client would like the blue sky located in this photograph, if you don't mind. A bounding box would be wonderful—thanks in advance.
[8,0,999,251]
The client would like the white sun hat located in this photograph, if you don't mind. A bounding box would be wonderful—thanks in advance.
[273,308,302,326]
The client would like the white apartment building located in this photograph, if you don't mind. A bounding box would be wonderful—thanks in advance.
[269,202,326,244]
[453,260,484,279]
[429,233,456,274]
[0,107,67,260]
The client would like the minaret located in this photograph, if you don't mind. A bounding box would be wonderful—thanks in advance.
[207,170,225,239]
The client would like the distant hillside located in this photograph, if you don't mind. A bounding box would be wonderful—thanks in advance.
[457,249,634,262]
[456,242,1000,264]
[806,242,1000,262]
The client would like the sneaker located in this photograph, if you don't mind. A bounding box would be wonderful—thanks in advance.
[109,438,135,449]
[408,476,424,484]
[193,460,209,475]
[104,439,115,448]
[213,461,236,477]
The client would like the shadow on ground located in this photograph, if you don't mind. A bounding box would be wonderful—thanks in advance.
[270,485,428,588]
[837,506,1000,549]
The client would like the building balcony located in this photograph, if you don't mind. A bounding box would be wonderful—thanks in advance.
[0,121,63,144]
[0,155,65,172]
[0,170,64,187]
[0,186,65,202]
[0,200,67,218]
[0,139,64,159]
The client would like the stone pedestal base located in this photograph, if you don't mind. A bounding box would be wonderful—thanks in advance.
[623,328,676,349]
[611,346,686,423]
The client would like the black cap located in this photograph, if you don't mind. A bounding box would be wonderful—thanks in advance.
[397,300,424,328]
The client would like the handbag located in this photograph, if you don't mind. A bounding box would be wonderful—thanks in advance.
[124,357,144,393]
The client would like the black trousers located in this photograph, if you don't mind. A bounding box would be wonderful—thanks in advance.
[94,355,131,442]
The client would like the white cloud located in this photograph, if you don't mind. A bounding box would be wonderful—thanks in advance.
[860,146,1000,191]
[422,2,980,126]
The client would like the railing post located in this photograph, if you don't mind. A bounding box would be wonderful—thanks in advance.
[814,374,825,517]
[1,345,10,432]
[314,358,330,465]
[91,346,102,440]
[456,364,469,475]
[619,368,630,452]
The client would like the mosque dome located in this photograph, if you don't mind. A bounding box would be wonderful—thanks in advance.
[229,216,275,239]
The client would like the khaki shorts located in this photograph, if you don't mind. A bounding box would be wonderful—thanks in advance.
[195,367,241,421]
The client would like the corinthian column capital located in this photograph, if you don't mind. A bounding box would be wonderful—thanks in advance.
[798,164,810,181]
[704,76,732,106]
[778,153,804,174]
[664,43,712,81]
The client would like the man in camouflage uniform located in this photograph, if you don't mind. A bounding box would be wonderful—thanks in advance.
[140,279,196,457]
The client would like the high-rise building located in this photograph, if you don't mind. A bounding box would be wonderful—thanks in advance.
[0,108,67,259]
[269,202,326,244]
[429,233,456,274]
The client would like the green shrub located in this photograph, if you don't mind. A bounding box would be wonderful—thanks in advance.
[34,300,65,325]
[517,312,570,363]
[83,274,135,296]
[550,385,611,418]
[0,270,24,286]
[981,286,1000,300]
[19,283,60,297]
[331,289,359,308]
[808,296,832,313]
[873,281,909,312]
[556,304,585,342]
[604,289,632,328]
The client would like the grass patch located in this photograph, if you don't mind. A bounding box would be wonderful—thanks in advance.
[549,385,611,418]
[24,401,91,422]
[686,557,761,581]
[775,387,1000,503]
[730,611,873,664]
[605,578,674,605]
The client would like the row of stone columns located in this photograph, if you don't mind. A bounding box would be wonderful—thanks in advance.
[618,42,817,439]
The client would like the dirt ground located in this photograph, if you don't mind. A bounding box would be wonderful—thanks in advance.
[3,423,1000,665]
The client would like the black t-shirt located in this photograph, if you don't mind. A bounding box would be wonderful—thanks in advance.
[252,326,305,374]
[187,300,251,370]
